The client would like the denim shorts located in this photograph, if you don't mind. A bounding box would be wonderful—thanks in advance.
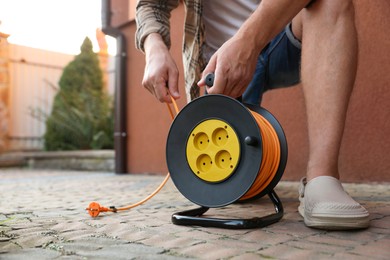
[242,23,302,105]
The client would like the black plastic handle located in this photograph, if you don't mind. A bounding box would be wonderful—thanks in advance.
[205,73,215,87]
[203,73,242,102]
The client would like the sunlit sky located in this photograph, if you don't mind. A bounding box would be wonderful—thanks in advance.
[0,0,116,55]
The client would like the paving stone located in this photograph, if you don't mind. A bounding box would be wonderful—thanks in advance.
[234,230,294,246]
[332,252,384,260]
[229,252,265,260]
[0,248,61,260]
[0,242,21,253]
[143,235,203,249]
[305,232,365,247]
[175,241,243,259]
[66,242,169,260]
[256,244,331,259]
[371,216,390,229]
[284,239,349,254]
[351,237,390,259]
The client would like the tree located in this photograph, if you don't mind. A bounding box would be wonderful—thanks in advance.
[44,37,114,150]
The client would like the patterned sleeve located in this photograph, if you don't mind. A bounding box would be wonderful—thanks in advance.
[135,0,181,52]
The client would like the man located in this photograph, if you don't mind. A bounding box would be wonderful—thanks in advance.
[135,0,369,230]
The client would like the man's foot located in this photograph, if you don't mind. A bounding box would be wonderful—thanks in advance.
[298,176,369,230]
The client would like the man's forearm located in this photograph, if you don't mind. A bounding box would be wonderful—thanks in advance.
[236,0,311,53]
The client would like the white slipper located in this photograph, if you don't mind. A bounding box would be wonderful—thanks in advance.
[298,176,369,230]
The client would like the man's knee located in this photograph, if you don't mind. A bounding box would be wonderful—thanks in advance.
[306,0,355,24]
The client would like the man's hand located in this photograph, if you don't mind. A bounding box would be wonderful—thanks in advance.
[143,33,180,103]
[197,0,310,98]
[198,35,259,98]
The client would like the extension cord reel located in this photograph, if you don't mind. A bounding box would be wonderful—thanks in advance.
[166,94,288,229]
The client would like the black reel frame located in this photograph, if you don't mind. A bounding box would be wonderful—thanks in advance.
[171,190,283,229]
[166,95,288,229]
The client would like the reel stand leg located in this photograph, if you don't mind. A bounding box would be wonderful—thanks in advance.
[171,190,284,229]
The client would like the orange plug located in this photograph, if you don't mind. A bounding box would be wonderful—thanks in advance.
[86,202,110,218]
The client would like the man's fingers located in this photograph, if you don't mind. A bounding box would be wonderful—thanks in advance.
[198,57,217,88]
[207,67,227,94]
[167,69,180,99]
[150,78,169,103]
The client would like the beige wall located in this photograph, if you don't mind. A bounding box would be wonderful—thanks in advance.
[118,1,390,182]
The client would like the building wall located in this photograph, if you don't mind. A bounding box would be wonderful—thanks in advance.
[118,1,390,182]
[116,5,187,174]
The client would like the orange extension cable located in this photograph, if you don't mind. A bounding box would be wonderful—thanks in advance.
[86,97,178,218]
[86,97,281,217]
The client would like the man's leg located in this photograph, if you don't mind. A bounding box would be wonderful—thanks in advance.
[292,0,369,229]
[295,0,357,181]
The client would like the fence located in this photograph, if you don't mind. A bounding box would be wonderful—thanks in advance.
[7,44,114,151]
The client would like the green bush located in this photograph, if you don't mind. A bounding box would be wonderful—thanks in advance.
[43,37,114,150]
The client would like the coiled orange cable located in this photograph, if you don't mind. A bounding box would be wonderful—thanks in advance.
[239,110,281,201]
